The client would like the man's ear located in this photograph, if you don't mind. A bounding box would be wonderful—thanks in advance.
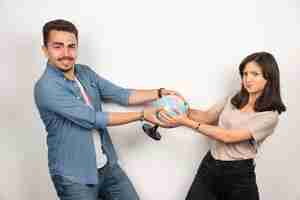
[42,45,49,58]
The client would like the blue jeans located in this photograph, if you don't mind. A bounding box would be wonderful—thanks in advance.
[51,164,139,200]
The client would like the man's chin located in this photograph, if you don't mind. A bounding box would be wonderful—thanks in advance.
[58,65,74,73]
[61,67,73,73]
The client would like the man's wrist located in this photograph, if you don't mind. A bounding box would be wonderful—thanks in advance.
[157,88,165,98]
[140,110,145,121]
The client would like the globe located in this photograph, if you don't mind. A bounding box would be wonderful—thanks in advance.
[142,95,188,141]
[153,95,189,120]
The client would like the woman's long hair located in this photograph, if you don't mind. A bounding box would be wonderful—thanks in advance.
[231,52,286,114]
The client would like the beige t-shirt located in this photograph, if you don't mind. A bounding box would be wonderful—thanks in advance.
[209,96,279,160]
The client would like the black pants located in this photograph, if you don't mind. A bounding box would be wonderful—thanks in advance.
[186,151,259,200]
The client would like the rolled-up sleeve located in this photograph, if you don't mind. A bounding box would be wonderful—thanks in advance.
[34,80,108,130]
[95,111,109,128]
[94,72,133,106]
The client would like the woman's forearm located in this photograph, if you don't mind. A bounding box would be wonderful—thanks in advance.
[188,108,216,124]
[182,118,252,143]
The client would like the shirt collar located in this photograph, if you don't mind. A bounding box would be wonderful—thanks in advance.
[46,61,79,80]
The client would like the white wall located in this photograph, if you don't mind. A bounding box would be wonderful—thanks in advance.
[1,0,299,199]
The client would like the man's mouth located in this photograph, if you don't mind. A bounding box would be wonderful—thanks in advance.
[58,57,74,62]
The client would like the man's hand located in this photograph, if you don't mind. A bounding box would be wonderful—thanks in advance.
[159,88,188,105]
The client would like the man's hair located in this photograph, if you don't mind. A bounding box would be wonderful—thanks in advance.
[43,19,78,46]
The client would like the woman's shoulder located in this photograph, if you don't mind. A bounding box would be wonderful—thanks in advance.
[254,110,279,120]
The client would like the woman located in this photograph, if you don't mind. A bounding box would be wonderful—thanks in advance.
[159,52,286,200]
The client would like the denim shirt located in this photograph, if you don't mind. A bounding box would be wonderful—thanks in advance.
[34,63,132,184]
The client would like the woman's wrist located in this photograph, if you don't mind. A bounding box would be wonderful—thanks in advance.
[183,118,201,130]
[194,121,201,130]
[180,116,191,126]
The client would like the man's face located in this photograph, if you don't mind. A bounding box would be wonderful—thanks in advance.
[42,30,78,72]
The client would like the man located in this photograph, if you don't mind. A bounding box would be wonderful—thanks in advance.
[34,19,180,200]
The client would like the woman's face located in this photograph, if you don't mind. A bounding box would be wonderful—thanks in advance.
[242,61,267,95]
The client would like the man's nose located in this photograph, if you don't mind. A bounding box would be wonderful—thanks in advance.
[63,47,70,56]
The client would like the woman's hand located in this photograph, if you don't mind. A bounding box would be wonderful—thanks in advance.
[142,107,178,128]
[157,109,189,127]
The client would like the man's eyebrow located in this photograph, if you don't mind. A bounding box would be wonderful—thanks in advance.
[51,42,64,46]
[68,43,77,47]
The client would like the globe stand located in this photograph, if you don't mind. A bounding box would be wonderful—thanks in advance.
[142,123,162,141]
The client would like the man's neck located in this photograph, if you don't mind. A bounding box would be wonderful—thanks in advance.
[47,61,76,80]
[64,66,76,80]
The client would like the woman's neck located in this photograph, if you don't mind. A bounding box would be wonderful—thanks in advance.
[243,92,262,111]
[248,92,261,105]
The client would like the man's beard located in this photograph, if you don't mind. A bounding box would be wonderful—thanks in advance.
[58,57,75,72]
[60,65,74,73]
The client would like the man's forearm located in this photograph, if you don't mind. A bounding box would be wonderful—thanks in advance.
[128,89,159,105]
[107,112,143,126]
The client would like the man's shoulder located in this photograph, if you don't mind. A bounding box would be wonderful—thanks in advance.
[76,63,95,73]
[34,73,65,95]
[75,64,102,82]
